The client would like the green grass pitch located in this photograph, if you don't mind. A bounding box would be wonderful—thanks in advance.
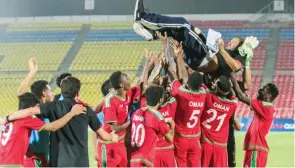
[88,132,294,167]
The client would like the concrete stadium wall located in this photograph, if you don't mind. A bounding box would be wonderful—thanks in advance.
[0,0,293,17]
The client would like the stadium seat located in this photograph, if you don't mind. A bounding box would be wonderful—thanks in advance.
[276,40,294,70]
[0,74,53,115]
[0,42,73,71]
[273,73,294,118]
[70,41,162,71]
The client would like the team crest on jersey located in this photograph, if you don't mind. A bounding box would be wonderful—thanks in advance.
[194,27,201,34]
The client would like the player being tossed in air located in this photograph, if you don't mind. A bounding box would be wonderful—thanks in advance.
[200,75,238,167]
[231,74,279,167]
[130,85,175,167]
[0,92,85,167]
[133,0,259,90]
[97,71,132,167]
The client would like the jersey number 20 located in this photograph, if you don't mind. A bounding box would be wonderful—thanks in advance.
[131,123,145,147]
[0,122,13,146]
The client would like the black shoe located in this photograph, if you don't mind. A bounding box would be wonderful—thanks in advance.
[134,0,144,21]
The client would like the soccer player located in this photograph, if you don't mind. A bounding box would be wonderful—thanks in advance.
[154,96,177,167]
[92,79,113,163]
[200,75,238,167]
[3,76,119,167]
[166,38,207,167]
[0,92,85,167]
[133,0,259,81]
[130,85,175,167]
[16,58,54,167]
[231,74,279,167]
[97,71,132,167]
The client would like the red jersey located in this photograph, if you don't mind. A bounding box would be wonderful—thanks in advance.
[201,93,238,146]
[126,86,141,106]
[171,80,207,138]
[102,92,129,142]
[130,107,170,167]
[244,99,275,152]
[156,97,177,149]
[0,116,45,166]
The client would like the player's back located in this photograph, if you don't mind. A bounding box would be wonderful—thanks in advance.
[201,93,238,145]
[130,107,170,166]
[172,80,207,137]
[0,117,40,165]
[103,93,128,138]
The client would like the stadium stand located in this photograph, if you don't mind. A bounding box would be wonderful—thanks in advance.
[0,42,73,71]
[0,74,53,115]
[70,41,162,71]
[273,73,294,119]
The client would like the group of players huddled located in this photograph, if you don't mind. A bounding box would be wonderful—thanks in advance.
[0,0,280,167]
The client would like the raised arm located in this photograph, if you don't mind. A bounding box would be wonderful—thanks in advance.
[17,58,38,96]
[242,65,252,91]
[142,49,154,92]
[230,73,250,105]
[172,40,188,84]
[148,53,163,83]
[217,39,241,72]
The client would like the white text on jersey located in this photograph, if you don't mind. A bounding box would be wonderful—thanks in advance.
[213,102,230,112]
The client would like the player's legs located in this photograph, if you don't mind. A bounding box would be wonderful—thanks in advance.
[174,137,189,167]
[212,145,228,167]
[227,142,236,167]
[256,150,268,167]
[154,149,177,167]
[201,142,214,167]
[23,157,42,168]
[97,143,124,167]
[244,150,268,167]
[117,143,128,167]
[244,150,261,167]
[187,138,202,167]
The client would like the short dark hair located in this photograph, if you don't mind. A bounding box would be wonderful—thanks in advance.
[110,71,122,89]
[145,85,164,106]
[18,92,40,110]
[187,72,203,91]
[266,83,279,101]
[56,73,72,88]
[30,80,49,99]
[101,79,113,96]
[217,75,231,94]
[61,76,81,98]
